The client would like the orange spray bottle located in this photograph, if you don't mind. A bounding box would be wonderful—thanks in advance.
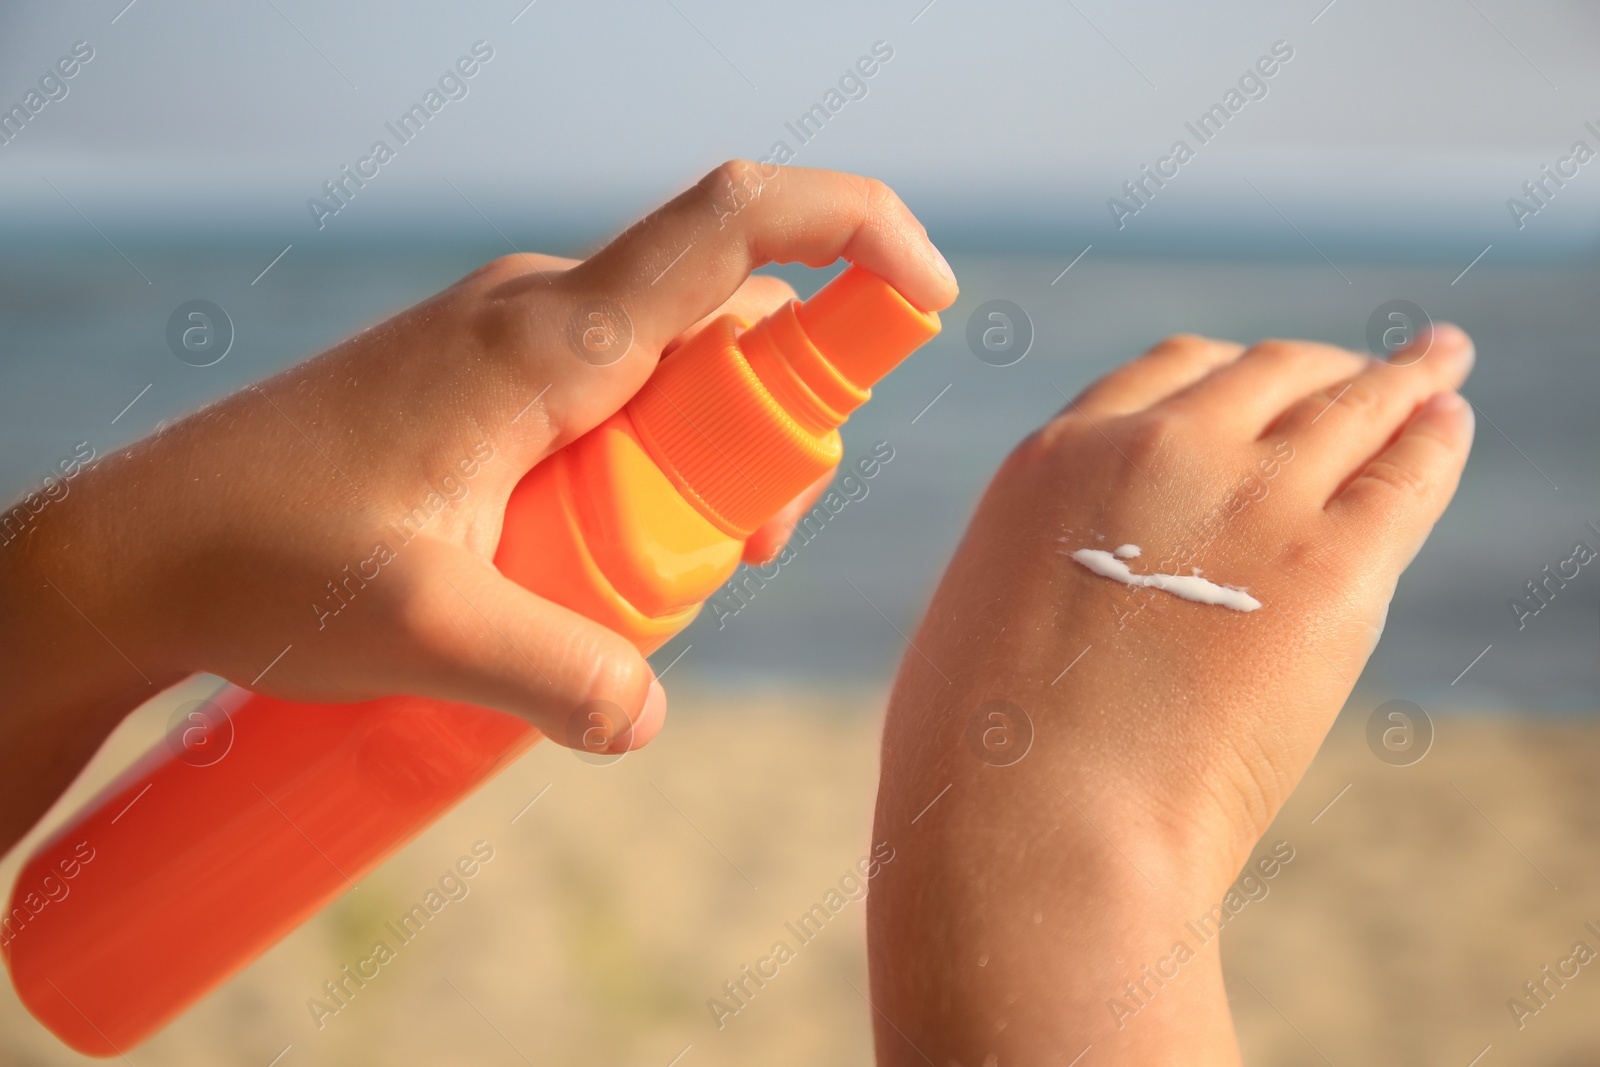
[2,265,940,1055]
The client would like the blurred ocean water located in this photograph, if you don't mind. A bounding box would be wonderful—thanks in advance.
[0,244,1594,711]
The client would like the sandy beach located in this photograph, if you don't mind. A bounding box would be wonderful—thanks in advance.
[3,679,1599,1066]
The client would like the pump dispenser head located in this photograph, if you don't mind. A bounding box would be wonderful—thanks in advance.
[733,264,941,427]
[794,265,942,391]
[626,264,942,537]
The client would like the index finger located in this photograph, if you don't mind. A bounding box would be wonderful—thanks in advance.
[568,162,958,354]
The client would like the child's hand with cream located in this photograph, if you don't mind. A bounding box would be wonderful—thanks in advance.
[0,163,958,857]
[867,329,1474,1064]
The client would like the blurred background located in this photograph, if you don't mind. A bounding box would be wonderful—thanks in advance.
[1,1,1597,1064]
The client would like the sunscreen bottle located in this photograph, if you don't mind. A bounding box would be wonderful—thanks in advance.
[3,265,940,1055]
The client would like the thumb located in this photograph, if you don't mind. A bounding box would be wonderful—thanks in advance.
[390,539,668,755]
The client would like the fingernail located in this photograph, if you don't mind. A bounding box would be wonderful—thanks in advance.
[1422,391,1467,414]
[610,678,666,754]
[930,242,956,285]
[605,722,635,755]
[1427,322,1475,366]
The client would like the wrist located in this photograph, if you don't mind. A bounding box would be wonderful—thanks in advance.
[870,712,1246,1064]
[0,496,183,856]
[878,664,1268,903]
[867,667,1297,1064]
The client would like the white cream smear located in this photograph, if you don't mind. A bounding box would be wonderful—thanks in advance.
[1067,545,1262,612]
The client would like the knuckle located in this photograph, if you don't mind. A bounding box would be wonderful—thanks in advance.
[705,158,754,185]
[1008,422,1067,467]
[457,255,523,287]
[1275,535,1346,591]
[1335,378,1384,419]
[998,417,1093,484]
[483,252,525,276]
[574,629,650,707]
[852,174,912,231]
[698,159,781,228]
[1244,338,1307,363]
[1355,458,1430,498]
[702,159,765,199]
[860,174,896,209]
[1119,411,1181,466]
[1145,333,1214,359]
[1301,377,1380,426]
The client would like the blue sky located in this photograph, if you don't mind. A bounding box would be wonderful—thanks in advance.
[3,0,1599,257]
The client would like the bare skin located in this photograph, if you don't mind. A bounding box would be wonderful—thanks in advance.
[868,328,1475,1064]
[0,162,960,859]
[4,158,1473,1062]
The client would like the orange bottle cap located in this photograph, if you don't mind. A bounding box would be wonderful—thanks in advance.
[627,264,941,537]
[795,265,941,391]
